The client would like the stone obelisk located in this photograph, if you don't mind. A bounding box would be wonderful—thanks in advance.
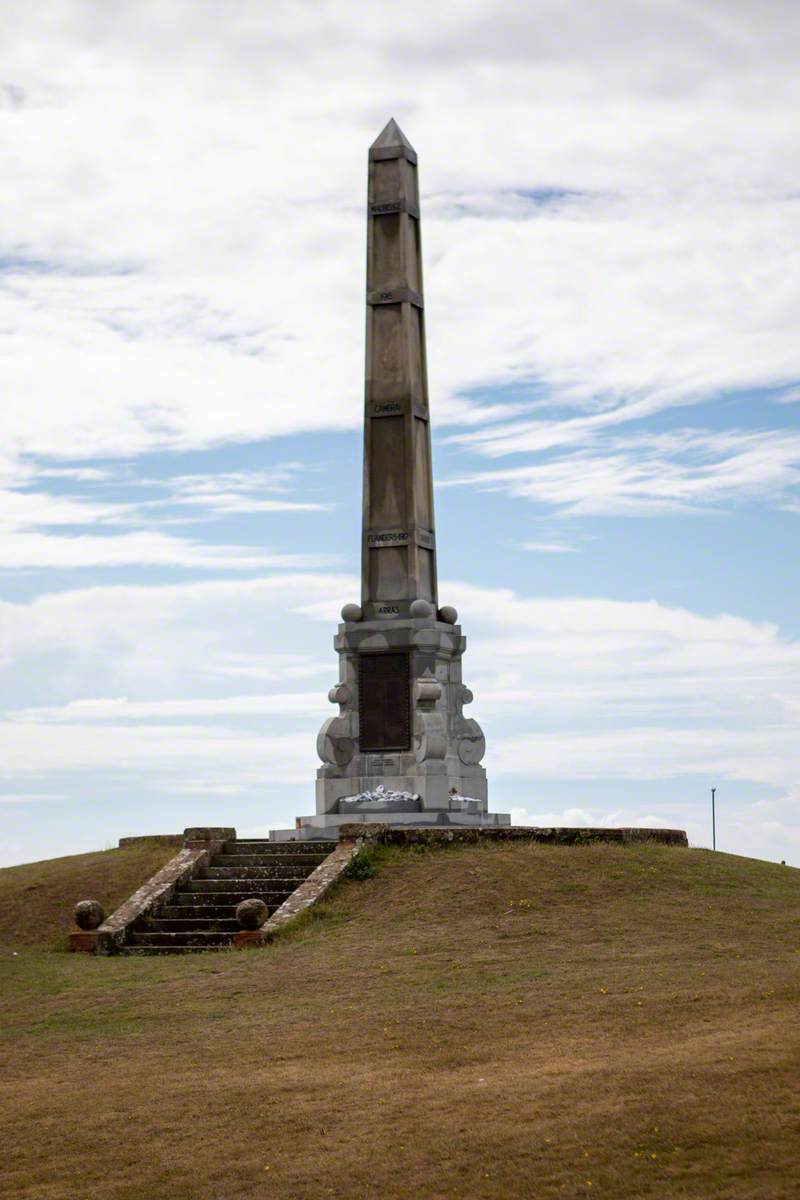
[361,118,437,622]
[276,120,509,840]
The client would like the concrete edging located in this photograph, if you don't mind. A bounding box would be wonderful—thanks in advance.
[234,839,362,949]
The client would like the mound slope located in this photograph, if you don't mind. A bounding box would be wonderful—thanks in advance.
[0,837,182,948]
[1,840,798,1199]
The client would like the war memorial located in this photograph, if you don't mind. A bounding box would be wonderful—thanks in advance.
[272,120,510,841]
[66,123,687,955]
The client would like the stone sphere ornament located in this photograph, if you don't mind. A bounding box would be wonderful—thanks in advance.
[74,899,105,930]
[438,605,458,625]
[236,898,268,929]
[409,598,434,619]
[341,602,363,623]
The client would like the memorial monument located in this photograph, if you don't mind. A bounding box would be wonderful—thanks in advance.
[273,120,510,840]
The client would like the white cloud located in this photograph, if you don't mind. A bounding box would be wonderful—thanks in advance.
[509,806,667,830]
[443,428,800,515]
[0,529,327,570]
[0,572,352,674]
[495,727,799,789]
[38,466,113,482]
[10,693,324,721]
[0,571,797,862]
[1,574,797,799]
[153,469,332,516]
[0,486,135,530]
[0,468,335,569]
[1,4,799,868]
[0,719,306,773]
[0,792,66,803]
[0,0,798,478]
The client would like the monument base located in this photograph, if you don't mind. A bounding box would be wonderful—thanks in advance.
[269,808,511,842]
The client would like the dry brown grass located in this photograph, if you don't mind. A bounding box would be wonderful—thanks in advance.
[1,840,799,1199]
[0,837,182,948]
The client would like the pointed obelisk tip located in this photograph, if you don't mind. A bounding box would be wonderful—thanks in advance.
[370,117,415,152]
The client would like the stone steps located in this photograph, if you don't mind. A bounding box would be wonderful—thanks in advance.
[143,917,241,932]
[209,853,327,868]
[159,903,269,920]
[121,947,200,956]
[223,840,332,855]
[118,838,330,954]
[129,931,233,948]
[168,890,293,908]
[200,865,314,881]
[186,878,305,893]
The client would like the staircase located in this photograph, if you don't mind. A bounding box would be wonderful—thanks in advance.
[121,839,333,954]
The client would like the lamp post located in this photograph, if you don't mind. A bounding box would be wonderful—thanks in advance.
[711,787,716,852]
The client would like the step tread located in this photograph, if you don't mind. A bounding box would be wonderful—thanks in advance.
[120,947,229,956]
[188,883,307,892]
[202,865,314,876]
[179,894,292,904]
[170,893,291,905]
[210,854,326,866]
[160,905,261,918]
[229,840,333,851]
[142,919,241,932]
[129,931,234,946]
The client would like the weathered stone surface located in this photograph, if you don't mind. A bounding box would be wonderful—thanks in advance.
[234,841,360,948]
[95,845,212,953]
[272,808,512,840]
[236,898,268,929]
[182,827,236,847]
[116,840,332,954]
[337,823,689,848]
[68,930,100,953]
[295,121,507,840]
[74,899,105,930]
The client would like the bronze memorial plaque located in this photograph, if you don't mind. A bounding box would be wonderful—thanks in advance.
[358,652,411,752]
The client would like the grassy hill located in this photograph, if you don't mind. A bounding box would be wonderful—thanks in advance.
[1,839,798,1199]
[0,837,182,948]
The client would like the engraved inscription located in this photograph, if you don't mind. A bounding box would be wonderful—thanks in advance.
[369,200,420,219]
[372,402,403,416]
[359,652,411,752]
[368,287,423,308]
[376,604,400,617]
[368,530,409,546]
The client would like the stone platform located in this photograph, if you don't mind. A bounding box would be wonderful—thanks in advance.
[270,808,511,842]
[270,819,687,844]
[337,823,689,847]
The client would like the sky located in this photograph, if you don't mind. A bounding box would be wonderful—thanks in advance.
[1,0,799,868]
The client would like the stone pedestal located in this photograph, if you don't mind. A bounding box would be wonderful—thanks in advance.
[68,930,101,953]
[271,611,509,842]
[316,613,488,810]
